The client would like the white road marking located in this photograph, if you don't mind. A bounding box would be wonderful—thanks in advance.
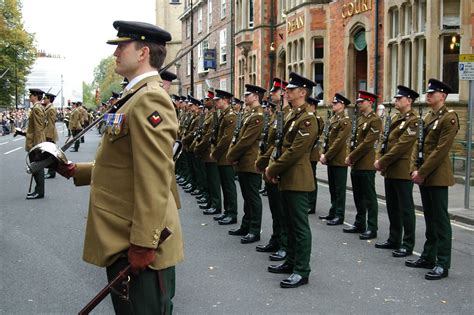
[4,147,22,155]
[0,142,8,145]
[13,137,23,142]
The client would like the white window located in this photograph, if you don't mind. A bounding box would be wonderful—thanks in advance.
[390,44,398,96]
[441,34,460,93]
[221,0,226,19]
[208,0,213,31]
[441,0,460,30]
[219,29,227,64]
[287,39,304,76]
[220,78,227,91]
[417,0,426,32]
[198,7,203,33]
[248,0,254,28]
[196,83,203,99]
[169,0,180,4]
[198,40,209,73]
[187,54,191,76]
[416,37,426,93]
[402,41,411,86]
[390,7,399,38]
[186,18,190,39]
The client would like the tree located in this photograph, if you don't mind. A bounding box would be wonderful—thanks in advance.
[92,56,123,103]
[82,81,95,109]
[0,0,36,108]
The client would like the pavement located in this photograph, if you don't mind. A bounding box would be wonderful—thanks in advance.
[316,165,474,226]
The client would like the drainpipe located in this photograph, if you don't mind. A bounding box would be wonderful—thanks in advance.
[374,0,380,109]
[230,0,235,94]
[269,0,275,85]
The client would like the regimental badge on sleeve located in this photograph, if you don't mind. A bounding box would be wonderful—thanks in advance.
[147,111,162,128]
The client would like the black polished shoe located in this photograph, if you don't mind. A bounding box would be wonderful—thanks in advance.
[269,249,287,261]
[359,230,377,240]
[375,240,398,249]
[69,149,78,152]
[26,193,44,200]
[392,248,412,258]
[405,258,435,269]
[213,213,227,221]
[326,217,344,226]
[425,266,448,280]
[203,208,220,215]
[44,173,56,179]
[343,225,365,233]
[183,187,194,193]
[318,214,335,220]
[268,262,293,274]
[228,227,248,236]
[280,273,308,288]
[190,189,201,196]
[183,183,193,190]
[197,198,208,204]
[199,204,210,210]
[241,233,260,244]
[256,242,279,253]
[218,217,237,225]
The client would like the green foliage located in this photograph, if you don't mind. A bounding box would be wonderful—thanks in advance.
[0,0,37,108]
[82,81,96,109]
[92,56,123,103]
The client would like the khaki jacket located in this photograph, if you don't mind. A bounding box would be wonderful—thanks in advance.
[378,109,418,180]
[413,105,459,186]
[227,105,264,173]
[348,111,382,170]
[69,108,83,131]
[267,103,319,192]
[72,75,184,270]
[310,113,325,162]
[211,106,236,166]
[194,111,214,161]
[25,102,46,151]
[324,112,351,166]
[44,103,58,142]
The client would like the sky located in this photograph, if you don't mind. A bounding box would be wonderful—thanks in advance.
[21,0,157,99]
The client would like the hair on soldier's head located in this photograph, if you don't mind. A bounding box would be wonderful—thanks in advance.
[134,41,167,70]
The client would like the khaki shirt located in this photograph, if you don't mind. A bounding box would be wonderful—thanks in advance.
[348,111,382,170]
[378,109,418,180]
[267,103,319,192]
[211,106,236,166]
[324,112,351,166]
[72,75,184,270]
[25,102,46,151]
[227,105,264,173]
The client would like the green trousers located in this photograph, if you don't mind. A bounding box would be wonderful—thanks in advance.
[351,170,378,231]
[384,178,415,250]
[106,258,175,315]
[238,172,263,235]
[32,168,44,195]
[328,165,348,219]
[218,165,238,219]
[419,186,452,269]
[266,182,288,250]
[281,190,312,277]
[205,162,222,210]
[307,161,318,212]
[193,157,208,193]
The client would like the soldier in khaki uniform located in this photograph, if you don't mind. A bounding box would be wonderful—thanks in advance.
[227,84,266,244]
[181,97,201,194]
[374,85,419,257]
[78,101,88,143]
[344,91,382,240]
[56,21,183,313]
[43,92,59,179]
[319,93,352,225]
[407,79,459,280]
[307,97,325,215]
[255,78,289,261]
[210,89,238,223]
[25,88,46,199]
[68,102,83,152]
[266,72,319,289]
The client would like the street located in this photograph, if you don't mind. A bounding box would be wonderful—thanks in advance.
[0,124,473,314]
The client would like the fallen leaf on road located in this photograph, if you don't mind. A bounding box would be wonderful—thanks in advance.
[201,223,207,226]
[440,300,447,304]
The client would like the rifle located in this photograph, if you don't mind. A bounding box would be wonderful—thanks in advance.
[78,228,172,315]
[380,103,392,155]
[322,108,332,153]
[272,91,285,160]
[415,100,424,168]
[194,104,206,142]
[259,109,271,154]
[210,110,219,145]
[231,99,245,145]
[349,104,359,152]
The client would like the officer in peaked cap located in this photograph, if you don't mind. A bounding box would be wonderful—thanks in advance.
[54,20,183,313]
[43,92,59,179]
[25,88,46,199]
[266,72,320,288]
[344,90,382,240]
[270,78,288,93]
[407,78,458,280]
[319,93,352,226]
[374,84,419,259]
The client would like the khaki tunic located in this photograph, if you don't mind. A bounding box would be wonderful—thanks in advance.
[310,113,325,162]
[182,114,199,149]
[72,75,184,270]
[194,111,214,161]
[69,108,83,131]
[378,109,418,180]
[25,102,46,152]
[267,103,319,192]
[324,112,351,166]
[227,106,264,173]
[414,105,459,186]
[211,106,237,166]
[44,103,58,141]
[348,111,382,170]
